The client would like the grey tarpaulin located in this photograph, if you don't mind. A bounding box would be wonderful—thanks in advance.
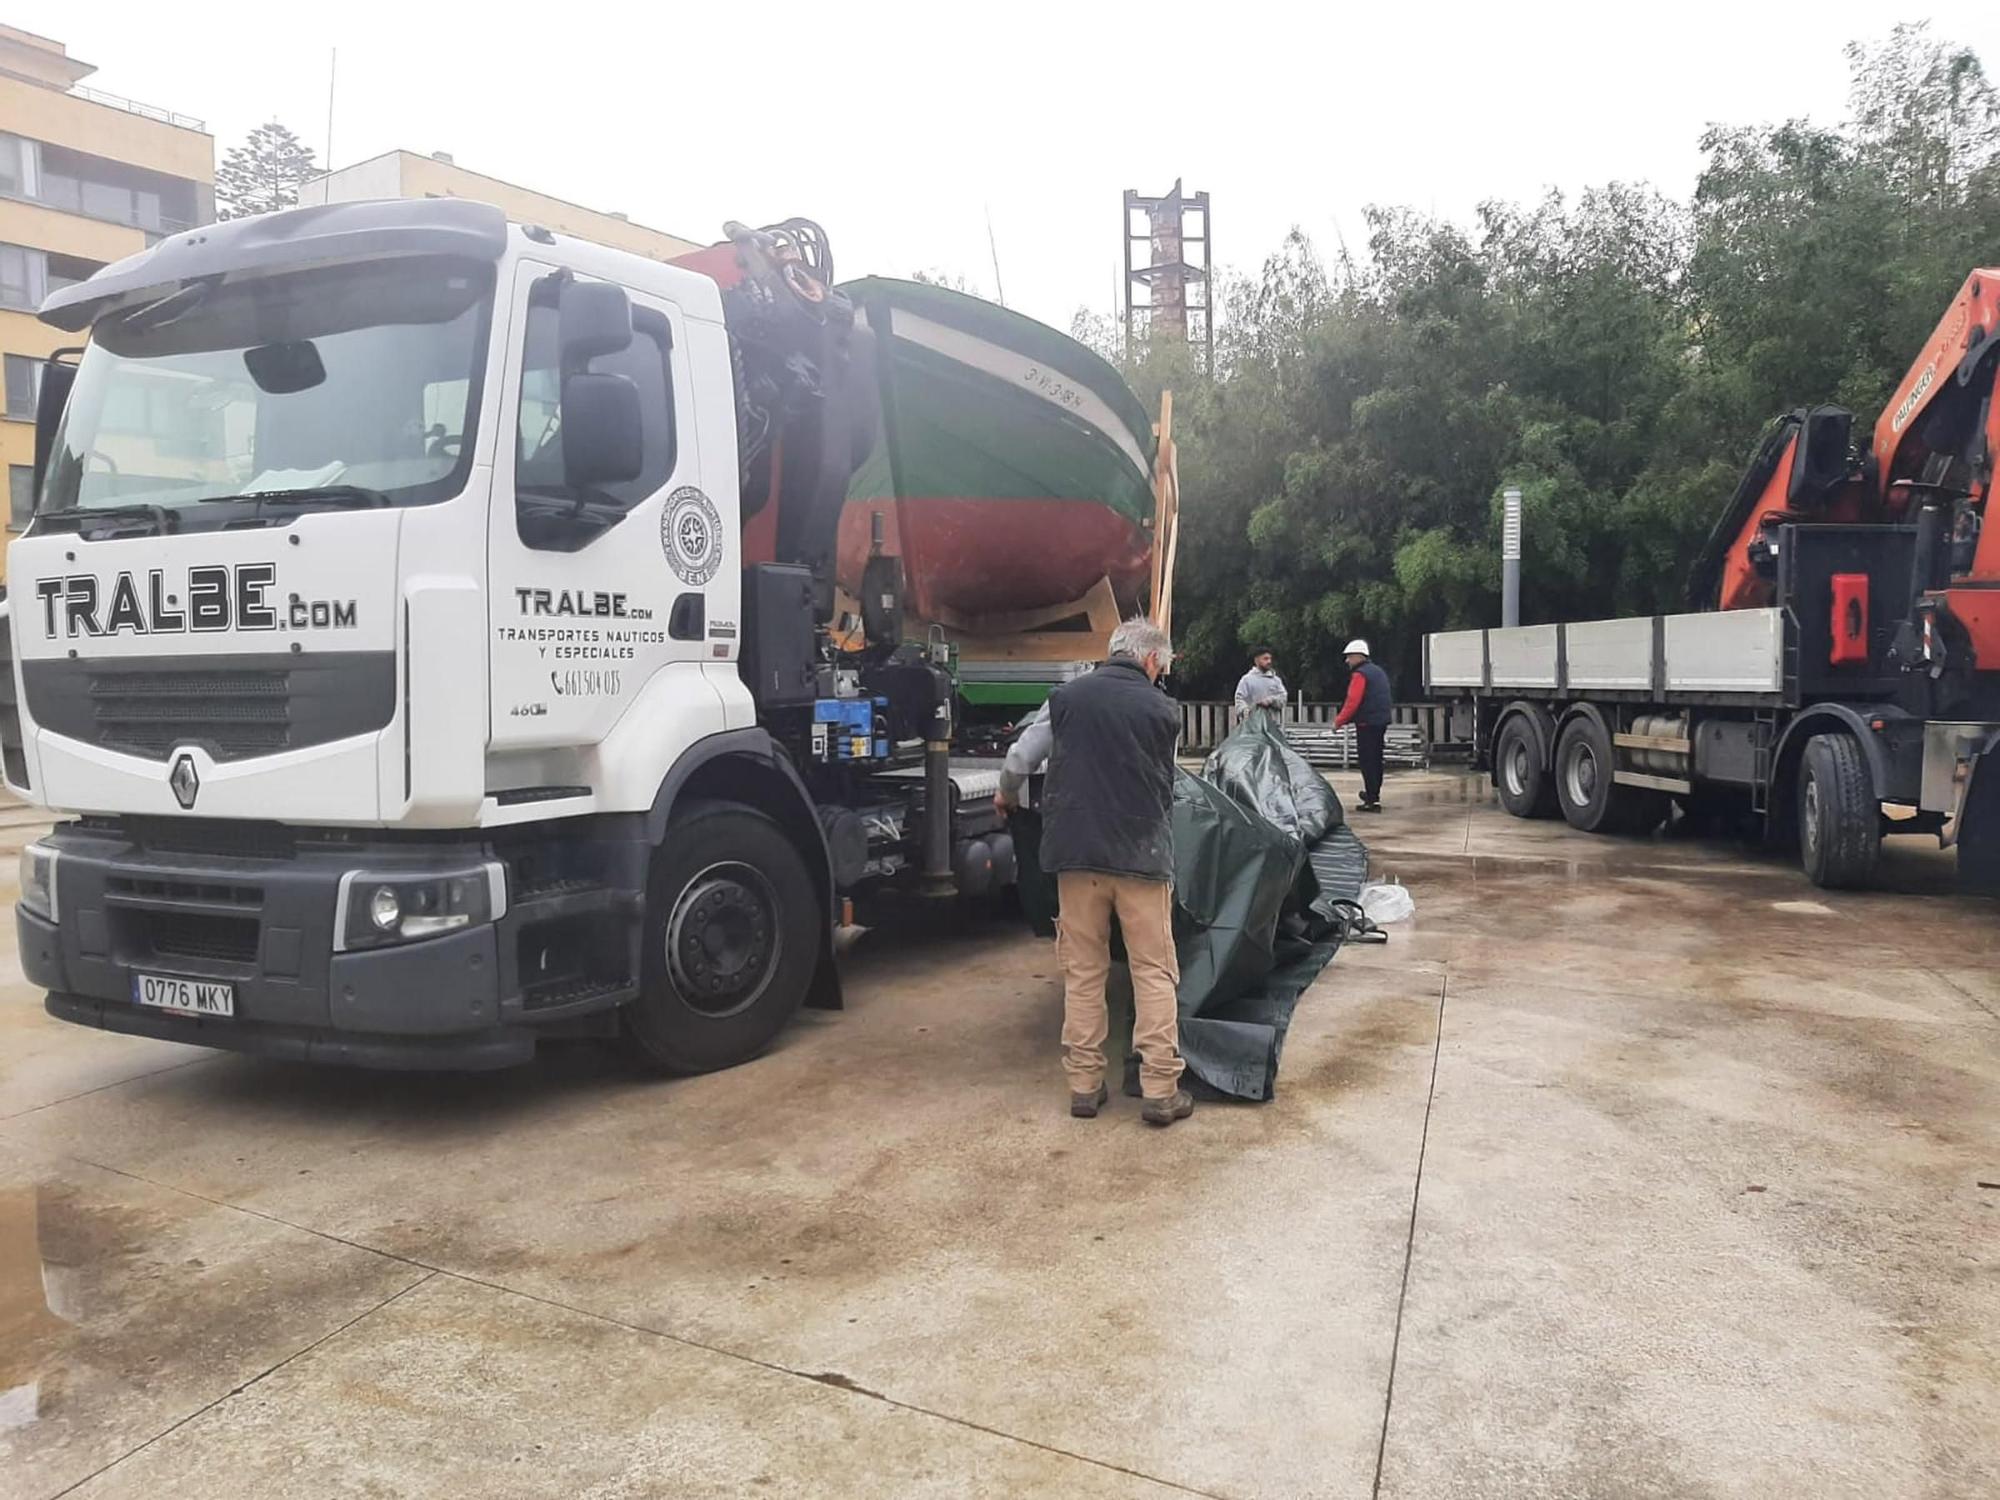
[1013,716,1368,1102]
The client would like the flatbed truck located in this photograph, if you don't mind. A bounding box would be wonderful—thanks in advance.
[1425,271,2000,889]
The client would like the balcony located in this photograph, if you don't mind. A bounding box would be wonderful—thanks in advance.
[0,135,202,236]
[66,84,204,134]
[31,171,192,233]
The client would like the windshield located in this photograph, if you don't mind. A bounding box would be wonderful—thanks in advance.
[39,255,494,516]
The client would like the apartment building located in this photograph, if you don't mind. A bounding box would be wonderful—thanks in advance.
[0,26,213,573]
[301,148,699,261]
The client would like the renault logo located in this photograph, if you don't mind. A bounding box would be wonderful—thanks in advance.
[169,753,200,810]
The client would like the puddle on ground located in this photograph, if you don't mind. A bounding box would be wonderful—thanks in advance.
[0,1179,158,1437]
[0,1184,70,1434]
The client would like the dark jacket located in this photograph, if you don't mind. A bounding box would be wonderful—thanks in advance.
[1350,660,1393,726]
[1040,657,1180,882]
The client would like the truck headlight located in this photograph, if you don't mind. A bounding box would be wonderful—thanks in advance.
[18,842,57,921]
[337,863,504,951]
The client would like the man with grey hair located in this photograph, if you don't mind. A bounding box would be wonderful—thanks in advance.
[1025,616,1191,1126]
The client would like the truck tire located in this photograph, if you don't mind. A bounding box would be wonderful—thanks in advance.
[1494,714,1558,819]
[1554,714,1667,835]
[1797,732,1879,889]
[625,800,819,1074]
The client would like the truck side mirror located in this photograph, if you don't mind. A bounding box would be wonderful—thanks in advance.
[559,280,632,369]
[31,350,81,505]
[560,372,644,490]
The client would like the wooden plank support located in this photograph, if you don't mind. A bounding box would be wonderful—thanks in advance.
[1613,771,1692,793]
[1614,733,1692,754]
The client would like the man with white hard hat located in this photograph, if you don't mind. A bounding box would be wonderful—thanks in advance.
[1333,638,1393,812]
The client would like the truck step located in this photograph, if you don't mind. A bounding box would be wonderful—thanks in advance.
[521,973,636,1013]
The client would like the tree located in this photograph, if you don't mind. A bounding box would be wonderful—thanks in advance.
[215,122,318,221]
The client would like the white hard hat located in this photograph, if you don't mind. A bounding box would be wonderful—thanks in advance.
[1343,639,1371,656]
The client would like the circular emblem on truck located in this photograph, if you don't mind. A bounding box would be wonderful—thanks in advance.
[662,487,724,586]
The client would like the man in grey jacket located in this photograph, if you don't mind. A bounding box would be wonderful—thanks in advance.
[1233,648,1287,724]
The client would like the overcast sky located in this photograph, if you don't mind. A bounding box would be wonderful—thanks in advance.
[34,1,2000,331]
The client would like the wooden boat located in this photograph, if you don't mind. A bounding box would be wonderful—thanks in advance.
[835,278,1156,631]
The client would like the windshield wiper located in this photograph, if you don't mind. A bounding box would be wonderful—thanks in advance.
[35,503,181,534]
[198,485,389,510]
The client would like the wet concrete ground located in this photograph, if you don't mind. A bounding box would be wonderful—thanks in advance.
[0,773,1995,1498]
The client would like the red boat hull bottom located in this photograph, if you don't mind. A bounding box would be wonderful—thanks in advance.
[837,498,1150,623]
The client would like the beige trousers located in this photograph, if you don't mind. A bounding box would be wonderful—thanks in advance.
[1055,871,1184,1099]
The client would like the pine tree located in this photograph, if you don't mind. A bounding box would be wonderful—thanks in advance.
[214,121,318,221]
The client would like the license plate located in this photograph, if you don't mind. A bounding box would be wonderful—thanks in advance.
[132,972,235,1018]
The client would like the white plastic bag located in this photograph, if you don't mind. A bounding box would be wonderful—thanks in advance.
[1359,880,1414,925]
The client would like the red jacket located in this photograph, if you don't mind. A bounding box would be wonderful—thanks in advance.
[1334,670,1368,728]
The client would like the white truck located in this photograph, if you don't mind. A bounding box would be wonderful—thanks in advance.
[9,199,1048,1071]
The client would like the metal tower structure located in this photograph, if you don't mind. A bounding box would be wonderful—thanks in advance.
[1123,180,1212,371]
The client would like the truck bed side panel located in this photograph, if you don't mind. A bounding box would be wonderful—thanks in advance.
[1426,630,1486,688]
[1565,617,1654,691]
[1486,624,1561,689]
[1664,609,1783,694]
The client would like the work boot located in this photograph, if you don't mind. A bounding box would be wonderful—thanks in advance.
[1141,1089,1195,1127]
[1070,1084,1109,1118]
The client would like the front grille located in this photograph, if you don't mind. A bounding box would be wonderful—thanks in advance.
[108,874,262,909]
[90,667,292,760]
[146,910,261,964]
[23,651,397,765]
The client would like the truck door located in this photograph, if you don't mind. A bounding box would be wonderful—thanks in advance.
[487,260,718,752]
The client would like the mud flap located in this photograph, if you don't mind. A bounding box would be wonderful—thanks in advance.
[1956,751,2000,894]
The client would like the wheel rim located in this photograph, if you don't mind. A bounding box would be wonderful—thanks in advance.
[666,861,783,1018]
[1803,774,1822,858]
[1564,739,1599,808]
[1503,736,1529,798]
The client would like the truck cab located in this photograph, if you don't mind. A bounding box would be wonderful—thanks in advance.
[9,198,897,1071]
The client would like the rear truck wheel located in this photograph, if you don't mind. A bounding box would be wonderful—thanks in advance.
[1554,714,1666,836]
[625,800,820,1074]
[1494,715,1558,819]
[1797,732,1880,889]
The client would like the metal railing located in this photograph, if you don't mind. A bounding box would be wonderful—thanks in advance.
[3,180,194,236]
[1178,699,1475,757]
[67,85,204,132]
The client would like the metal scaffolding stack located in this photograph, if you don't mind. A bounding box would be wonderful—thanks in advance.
[1282,723,1429,771]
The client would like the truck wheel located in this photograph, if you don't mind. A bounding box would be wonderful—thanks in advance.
[1555,714,1667,835]
[1798,733,1879,889]
[625,800,819,1074]
[1494,715,1557,819]
[1554,715,1620,832]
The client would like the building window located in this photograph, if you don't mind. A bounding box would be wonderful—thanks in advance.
[3,354,39,420]
[0,243,46,312]
[0,132,38,200]
[8,465,34,529]
[30,143,198,234]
